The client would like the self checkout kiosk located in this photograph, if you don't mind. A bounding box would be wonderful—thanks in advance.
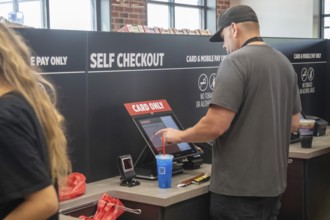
[124,99,203,180]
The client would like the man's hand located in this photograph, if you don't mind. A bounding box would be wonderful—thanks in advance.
[156,128,183,144]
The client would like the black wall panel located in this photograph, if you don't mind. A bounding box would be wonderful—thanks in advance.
[16,28,89,177]
[265,38,327,119]
[86,32,220,181]
[327,41,330,123]
[15,28,329,182]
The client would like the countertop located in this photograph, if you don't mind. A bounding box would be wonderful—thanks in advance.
[60,128,330,219]
[59,164,211,219]
[60,215,78,220]
[289,127,330,159]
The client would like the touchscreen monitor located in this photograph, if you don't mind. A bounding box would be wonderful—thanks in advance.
[133,112,198,161]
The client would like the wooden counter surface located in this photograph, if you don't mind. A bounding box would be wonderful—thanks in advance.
[60,128,330,219]
[289,127,330,159]
[60,164,211,215]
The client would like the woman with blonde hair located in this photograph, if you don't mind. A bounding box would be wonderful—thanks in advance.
[0,23,71,219]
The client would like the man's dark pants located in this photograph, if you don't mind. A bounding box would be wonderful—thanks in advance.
[210,192,281,220]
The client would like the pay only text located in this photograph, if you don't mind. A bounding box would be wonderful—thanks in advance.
[31,56,68,66]
[186,54,226,63]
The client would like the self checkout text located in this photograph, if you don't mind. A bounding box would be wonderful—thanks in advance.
[90,52,165,69]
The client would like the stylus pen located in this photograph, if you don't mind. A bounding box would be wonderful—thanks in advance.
[177,172,205,187]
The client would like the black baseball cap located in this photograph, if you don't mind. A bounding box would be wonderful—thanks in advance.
[209,5,259,42]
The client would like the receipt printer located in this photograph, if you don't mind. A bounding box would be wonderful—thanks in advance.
[306,115,328,136]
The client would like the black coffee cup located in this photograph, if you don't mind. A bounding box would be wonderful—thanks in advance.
[299,119,315,148]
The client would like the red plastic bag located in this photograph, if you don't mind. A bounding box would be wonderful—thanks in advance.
[59,172,86,201]
[79,193,125,220]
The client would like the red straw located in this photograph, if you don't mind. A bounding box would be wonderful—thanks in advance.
[161,135,166,155]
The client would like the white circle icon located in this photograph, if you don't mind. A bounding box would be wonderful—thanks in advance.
[301,67,314,82]
[307,67,314,81]
[209,73,216,91]
[301,68,308,82]
[198,74,208,91]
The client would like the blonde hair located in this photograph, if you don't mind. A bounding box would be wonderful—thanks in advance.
[0,24,71,185]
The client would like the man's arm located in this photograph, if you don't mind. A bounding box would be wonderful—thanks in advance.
[291,112,300,133]
[156,105,235,144]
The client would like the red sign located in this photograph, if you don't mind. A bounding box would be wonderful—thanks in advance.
[124,99,172,116]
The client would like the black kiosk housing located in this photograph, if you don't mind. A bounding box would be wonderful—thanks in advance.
[124,100,202,180]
